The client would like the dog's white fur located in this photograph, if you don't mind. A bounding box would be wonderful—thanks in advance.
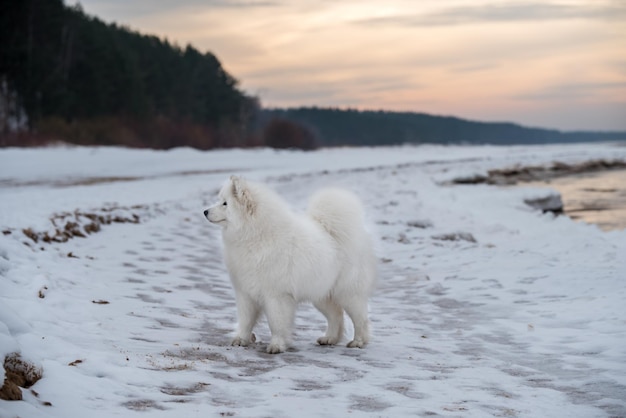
[204,176,377,354]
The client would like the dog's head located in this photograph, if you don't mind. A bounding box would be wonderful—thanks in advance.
[204,175,256,228]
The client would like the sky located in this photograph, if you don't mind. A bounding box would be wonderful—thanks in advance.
[75,0,626,132]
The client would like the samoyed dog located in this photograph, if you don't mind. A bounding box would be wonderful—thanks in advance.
[204,176,377,354]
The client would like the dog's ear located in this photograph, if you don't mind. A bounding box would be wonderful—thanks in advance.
[230,175,244,197]
[230,176,256,216]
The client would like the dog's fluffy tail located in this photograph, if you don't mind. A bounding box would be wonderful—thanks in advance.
[307,188,368,247]
[309,188,378,298]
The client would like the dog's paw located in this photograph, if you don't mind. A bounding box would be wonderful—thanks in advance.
[347,339,366,348]
[231,333,256,347]
[266,341,287,354]
[231,337,249,347]
[266,345,283,354]
[317,336,339,346]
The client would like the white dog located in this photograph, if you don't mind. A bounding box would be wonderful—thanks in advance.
[204,176,377,354]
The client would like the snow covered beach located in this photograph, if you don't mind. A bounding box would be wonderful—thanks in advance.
[1,143,625,417]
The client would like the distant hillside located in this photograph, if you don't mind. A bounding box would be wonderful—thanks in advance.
[262,108,626,147]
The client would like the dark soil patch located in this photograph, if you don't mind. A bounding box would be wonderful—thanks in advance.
[349,395,393,412]
[432,232,477,243]
[451,159,626,185]
[160,382,210,396]
[122,399,166,411]
[1,353,43,401]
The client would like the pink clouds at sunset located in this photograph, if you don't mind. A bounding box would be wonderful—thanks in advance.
[76,0,626,131]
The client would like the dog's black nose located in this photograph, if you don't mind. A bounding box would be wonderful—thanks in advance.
[203,209,209,217]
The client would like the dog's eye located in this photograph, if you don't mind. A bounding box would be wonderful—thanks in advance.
[222,201,227,206]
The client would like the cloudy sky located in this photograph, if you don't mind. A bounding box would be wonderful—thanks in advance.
[77,0,626,131]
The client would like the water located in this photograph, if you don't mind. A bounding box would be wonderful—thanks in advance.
[525,169,626,231]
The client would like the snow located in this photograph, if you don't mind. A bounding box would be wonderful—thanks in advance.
[1,142,625,417]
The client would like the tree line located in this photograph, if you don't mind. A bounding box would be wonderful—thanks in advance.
[261,107,626,146]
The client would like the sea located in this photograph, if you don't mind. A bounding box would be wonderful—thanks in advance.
[525,169,626,231]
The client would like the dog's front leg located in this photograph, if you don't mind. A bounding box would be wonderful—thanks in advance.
[231,291,260,347]
[264,296,296,354]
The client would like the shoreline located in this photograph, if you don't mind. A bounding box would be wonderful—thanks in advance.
[451,159,626,186]
[524,169,626,231]
[451,159,626,231]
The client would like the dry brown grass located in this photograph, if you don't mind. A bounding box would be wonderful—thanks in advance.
[21,205,146,245]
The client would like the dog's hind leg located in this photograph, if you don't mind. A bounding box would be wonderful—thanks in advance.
[231,292,261,347]
[342,297,370,348]
[264,296,296,354]
[314,297,344,345]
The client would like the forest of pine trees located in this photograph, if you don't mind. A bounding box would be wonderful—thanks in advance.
[0,0,259,148]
